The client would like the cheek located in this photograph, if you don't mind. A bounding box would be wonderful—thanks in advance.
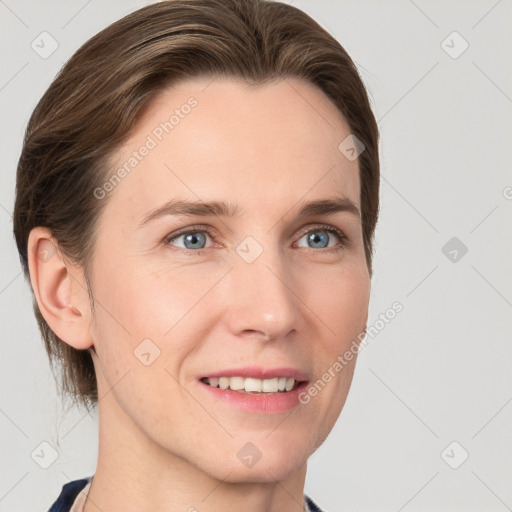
[90,261,221,379]
[88,263,193,422]
[301,259,370,347]
[87,260,172,377]
[93,258,183,336]
[120,264,220,340]
[299,260,368,418]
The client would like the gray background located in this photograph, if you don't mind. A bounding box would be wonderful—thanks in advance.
[1,1,511,511]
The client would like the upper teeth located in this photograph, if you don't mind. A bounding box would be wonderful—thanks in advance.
[204,376,297,393]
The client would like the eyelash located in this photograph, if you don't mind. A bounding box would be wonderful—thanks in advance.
[162,224,349,255]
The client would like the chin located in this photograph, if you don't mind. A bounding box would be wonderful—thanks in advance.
[189,440,307,483]
[232,444,308,482]
[221,458,306,484]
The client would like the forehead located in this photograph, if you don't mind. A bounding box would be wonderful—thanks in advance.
[103,77,360,224]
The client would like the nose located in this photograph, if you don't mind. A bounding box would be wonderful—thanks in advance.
[223,241,302,341]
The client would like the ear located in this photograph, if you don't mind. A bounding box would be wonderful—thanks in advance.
[27,227,93,350]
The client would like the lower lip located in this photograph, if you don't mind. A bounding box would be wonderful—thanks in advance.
[198,380,309,413]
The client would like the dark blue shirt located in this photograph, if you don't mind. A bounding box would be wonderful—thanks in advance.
[48,476,325,511]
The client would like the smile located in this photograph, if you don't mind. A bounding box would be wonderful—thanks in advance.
[200,376,300,393]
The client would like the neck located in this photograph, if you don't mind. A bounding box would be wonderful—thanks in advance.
[84,385,308,512]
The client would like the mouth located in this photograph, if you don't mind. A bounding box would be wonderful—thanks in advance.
[200,376,303,394]
[197,366,310,413]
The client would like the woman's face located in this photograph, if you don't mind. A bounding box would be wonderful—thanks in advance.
[87,77,370,481]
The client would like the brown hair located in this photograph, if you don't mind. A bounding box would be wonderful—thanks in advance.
[13,0,379,411]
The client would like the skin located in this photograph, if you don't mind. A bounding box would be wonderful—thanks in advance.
[28,77,370,512]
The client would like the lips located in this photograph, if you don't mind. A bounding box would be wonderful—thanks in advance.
[199,367,309,394]
[198,375,310,413]
[201,376,299,393]
[199,366,309,381]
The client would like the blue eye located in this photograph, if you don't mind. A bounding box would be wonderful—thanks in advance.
[163,224,348,253]
[296,226,346,249]
[165,229,211,251]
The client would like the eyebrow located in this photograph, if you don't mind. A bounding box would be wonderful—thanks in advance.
[138,196,360,228]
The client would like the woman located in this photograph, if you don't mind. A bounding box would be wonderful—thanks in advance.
[13,0,379,510]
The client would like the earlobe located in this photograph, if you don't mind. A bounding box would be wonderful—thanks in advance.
[27,227,93,350]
